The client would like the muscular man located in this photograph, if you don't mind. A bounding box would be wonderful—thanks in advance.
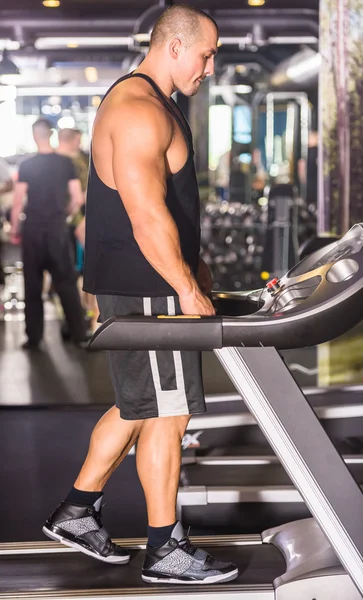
[11,119,88,349]
[43,5,238,585]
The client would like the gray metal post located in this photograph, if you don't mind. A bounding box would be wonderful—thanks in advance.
[214,346,363,595]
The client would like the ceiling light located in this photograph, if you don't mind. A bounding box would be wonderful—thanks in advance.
[218,36,254,46]
[0,75,21,85]
[269,36,318,44]
[67,42,79,48]
[286,53,322,80]
[0,85,17,102]
[235,85,253,93]
[58,116,75,129]
[35,37,132,50]
[248,0,266,5]
[42,0,60,7]
[210,84,253,95]
[84,67,98,83]
[17,86,109,97]
[92,96,101,108]
[133,33,151,44]
[0,40,20,51]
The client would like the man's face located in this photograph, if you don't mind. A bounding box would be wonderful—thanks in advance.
[173,19,218,97]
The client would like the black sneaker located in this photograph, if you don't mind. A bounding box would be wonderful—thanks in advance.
[142,522,238,584]
[42,497,130,565]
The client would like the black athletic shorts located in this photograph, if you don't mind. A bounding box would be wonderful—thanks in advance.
[96,294,206,420]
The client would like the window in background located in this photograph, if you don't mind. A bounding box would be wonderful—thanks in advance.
[233,105,252,145]
[209,104,232,170]
[0,99,17,157]
[209,104,232,197]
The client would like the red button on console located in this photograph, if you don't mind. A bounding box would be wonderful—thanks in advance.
[267,278,280,289]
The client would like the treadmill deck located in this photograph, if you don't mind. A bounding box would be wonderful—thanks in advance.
[0,535,285,599]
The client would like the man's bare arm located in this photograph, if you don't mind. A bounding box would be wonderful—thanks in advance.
[110,102,214,315]
[10,182,27,235]
[67,178,84,215]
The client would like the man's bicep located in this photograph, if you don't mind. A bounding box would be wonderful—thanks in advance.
[66,157,77,181]
[17,163,30,184]
[68,178,82,195]
[68,179,84,209]
[13,182,28,206]
[112,134,167,224]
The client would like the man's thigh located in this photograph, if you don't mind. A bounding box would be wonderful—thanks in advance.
[97,294,206,421]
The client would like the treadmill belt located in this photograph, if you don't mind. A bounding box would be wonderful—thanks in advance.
[0,543,285,596]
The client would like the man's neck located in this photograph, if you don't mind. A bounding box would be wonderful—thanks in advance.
[134,53,175,98]
[37,142,53,154]
[58,145,77,158]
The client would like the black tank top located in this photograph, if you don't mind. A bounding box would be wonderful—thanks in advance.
[83,73,201,297]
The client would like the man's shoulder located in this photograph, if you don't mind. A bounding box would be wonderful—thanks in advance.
[56,153,74,165]
[20,153,73,172]
[18,153,36,166]
[17,154,37,177]
[113,94,166,118]
[49,153,76,171]
[109,98,172,148]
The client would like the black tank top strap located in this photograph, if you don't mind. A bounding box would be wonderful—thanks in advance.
[97,72,134,107]
[129,73,192,151]
[170,98,193,143]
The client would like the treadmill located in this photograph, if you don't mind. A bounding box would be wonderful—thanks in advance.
[2,224,363,599]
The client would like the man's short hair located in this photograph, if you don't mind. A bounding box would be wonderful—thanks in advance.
[150,4,218,49]
[58,128,81,143]
[32,118,52,139]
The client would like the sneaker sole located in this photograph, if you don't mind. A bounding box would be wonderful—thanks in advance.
[42,526,130,565]
[142,568,239,585]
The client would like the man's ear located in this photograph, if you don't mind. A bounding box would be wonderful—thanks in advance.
[169,38,182,59]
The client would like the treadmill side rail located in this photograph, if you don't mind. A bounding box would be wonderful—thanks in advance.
[215,346,363,597]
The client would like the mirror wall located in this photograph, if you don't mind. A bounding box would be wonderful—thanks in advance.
[203,47,319,289]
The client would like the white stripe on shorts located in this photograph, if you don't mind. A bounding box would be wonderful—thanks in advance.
[143,296,189,417]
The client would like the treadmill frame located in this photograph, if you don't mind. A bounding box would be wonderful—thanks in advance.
[215,346,363,596]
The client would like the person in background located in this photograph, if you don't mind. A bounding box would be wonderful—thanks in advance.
[57,127,98,331]
[0,157,14,289]
[10,118,89,349]
[57,128,89,194]
[57,127,89,242]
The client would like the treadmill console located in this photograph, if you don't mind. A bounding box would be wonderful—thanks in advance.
[90,224,363,351]
[258,223,363,316]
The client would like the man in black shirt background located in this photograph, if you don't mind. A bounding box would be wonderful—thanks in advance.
[10,118,88,349]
